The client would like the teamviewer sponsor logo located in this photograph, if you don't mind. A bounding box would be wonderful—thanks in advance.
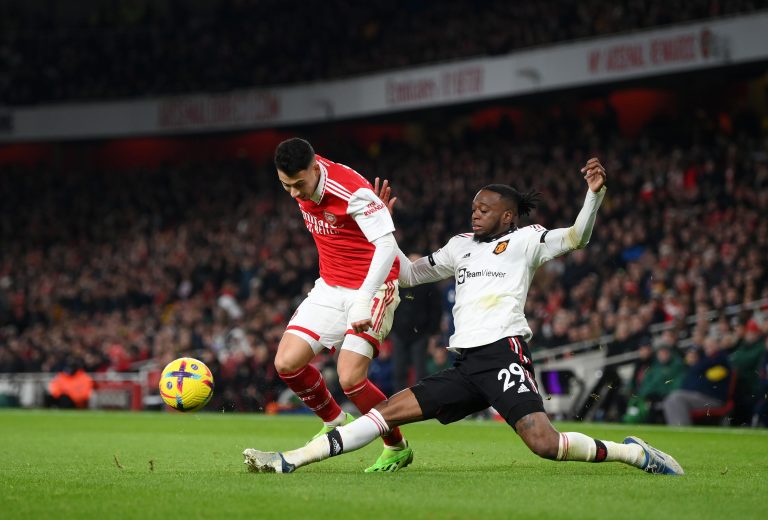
[456,267,506,285]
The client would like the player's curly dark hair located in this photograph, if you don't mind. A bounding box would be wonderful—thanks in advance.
[274,138,315,176]
[482,184,541,217]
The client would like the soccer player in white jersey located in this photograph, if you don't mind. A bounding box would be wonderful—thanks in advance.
[269,138,412,472]
[244,157,684,476]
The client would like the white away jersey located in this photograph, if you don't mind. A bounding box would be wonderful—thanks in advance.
[420,225,573,350]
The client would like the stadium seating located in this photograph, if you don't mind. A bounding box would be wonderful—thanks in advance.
[1,0,766,105]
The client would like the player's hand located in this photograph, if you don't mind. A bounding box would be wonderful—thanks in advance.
[350,318,373,333]
[349,297,373,333]
[581,157,606,193]
[374,177,397,215]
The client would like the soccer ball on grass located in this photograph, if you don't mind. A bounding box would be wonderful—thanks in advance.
[159,357,214,412]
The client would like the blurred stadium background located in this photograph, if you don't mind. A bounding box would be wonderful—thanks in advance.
[1,0,767,429]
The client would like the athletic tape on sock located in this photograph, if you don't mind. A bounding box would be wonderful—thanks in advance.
[327,429,344,457]
[593,439,607,462]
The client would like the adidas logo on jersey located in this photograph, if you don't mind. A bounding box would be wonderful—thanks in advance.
[462,253,471,258]
[517,384,530,393]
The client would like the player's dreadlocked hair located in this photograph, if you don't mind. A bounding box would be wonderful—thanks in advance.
[482,184,541,217]
[274,138,315,176]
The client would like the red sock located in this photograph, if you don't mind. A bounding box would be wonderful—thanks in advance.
[343,379,404,447]
[279,365,342,423]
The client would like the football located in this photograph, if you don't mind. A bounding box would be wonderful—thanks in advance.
[159,357,214,412]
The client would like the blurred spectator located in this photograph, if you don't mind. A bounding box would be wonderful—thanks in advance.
[369,340,395,398]
[45,360,94,409]
[584,335,657,422]
[621,342,656,422]
[753,337,768,426]
[390,254,443,391]
[728,319,767,423]
[627,343,656,392]
[639,346,685,402]
[426,345,454,375]
[607,320,639,356]
[623,344,685,423]
[662,337,732,425]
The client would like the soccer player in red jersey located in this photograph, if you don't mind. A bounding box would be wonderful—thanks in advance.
[270,138,412,472]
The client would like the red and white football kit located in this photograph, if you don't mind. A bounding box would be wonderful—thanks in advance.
[278,155,406,448]
[284,155,401,358]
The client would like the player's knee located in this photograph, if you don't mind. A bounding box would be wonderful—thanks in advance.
[274,349,303,375]
[338,370,366,391]
[337,354,370,390]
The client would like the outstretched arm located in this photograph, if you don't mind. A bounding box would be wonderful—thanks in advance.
[397,249,454,288]
[527,157,607,265]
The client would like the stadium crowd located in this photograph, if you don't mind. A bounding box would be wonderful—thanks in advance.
[2,0,767,105]
[0,102,767,424]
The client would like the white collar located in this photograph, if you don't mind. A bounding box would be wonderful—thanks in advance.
[309,159,327,204]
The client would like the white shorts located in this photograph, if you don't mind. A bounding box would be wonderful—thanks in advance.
[285,278,400,359]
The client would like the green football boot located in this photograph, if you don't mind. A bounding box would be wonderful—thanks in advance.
[364,442,414,473]
[310,412,355,441]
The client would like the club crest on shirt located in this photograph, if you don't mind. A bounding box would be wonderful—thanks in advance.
[493,240,509,255]
[323,211,337,225]
[301,210,341,235]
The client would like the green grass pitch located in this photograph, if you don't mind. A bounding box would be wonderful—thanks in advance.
[1,410,766,519]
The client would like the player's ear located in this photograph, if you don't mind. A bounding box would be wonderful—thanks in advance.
[309,160,321,179]
[503,208,516,226]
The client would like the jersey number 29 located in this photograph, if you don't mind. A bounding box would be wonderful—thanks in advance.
[498,363,526,392]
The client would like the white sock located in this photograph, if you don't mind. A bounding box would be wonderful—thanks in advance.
[557,432,645,467]
[557,432,595,461]
[337,409,389,452]
[323,410,347,428]
[282,409,389,468]
[282,435,330,468]
[602,441,644,466]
